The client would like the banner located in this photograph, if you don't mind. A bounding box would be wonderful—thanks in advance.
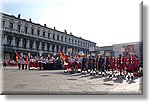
[59,49,66,61]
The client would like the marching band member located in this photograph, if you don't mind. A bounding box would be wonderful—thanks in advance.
[126,54,134,80]
[38,57,43,70]
[78,55,82,72]
[88,56,92,73]
[64,57,69,73]
[109,56,116,77]
[105,56,110,75]
[81,55,87,74]
[117,54,125,77]
[70,56,75,73]
[91,56,96,75]
[98,54,105,76]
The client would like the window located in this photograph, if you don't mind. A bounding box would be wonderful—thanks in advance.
[42,42,44,50]
[9,23,13,30]
[61,36,63,41]
[57,35,59,40]
[2,21,5,28]
[31,28,34,35]
[30,41,33,49]
[69,39,70,43]
[7,36,11,46]
[53,34,55,39]
[15,38,19,47]
[72,39,74,44]
[36,41,39,50]
[17,25,21,32]
[25,27,28,34]
[65,38,67,42]
[48,33,50,38]
[37,30,40,36]
[23,39,26,48]
[43,31,45,37]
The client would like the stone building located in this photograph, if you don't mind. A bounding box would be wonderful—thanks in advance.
[0,13,96,60]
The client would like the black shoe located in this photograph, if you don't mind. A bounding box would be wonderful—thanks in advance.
[131,76,134,80]
[127,76,130,80]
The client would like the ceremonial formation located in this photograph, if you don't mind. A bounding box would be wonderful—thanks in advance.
[12,50,143,81]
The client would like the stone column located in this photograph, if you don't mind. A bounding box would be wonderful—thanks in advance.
[11,36,15,46]
[44,42,47,51]
[19,38,23,47]
[26,39,30,49]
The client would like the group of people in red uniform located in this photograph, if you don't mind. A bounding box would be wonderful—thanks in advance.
[63,54,141,80]
[15,51,142,80]
[17,55,63,70]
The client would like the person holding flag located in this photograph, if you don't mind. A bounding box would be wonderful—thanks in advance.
[25,53,29,69]
[16,51,25,70]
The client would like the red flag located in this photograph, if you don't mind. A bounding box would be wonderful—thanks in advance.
[59,49,66,61]
[26,54,29,63]
[16,55,18,62]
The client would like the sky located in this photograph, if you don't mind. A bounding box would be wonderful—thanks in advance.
[0,0,142,47]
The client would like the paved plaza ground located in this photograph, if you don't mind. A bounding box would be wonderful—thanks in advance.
[1,67,143,95]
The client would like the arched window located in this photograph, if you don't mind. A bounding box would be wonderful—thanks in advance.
[23,39,27,48]
[36,41,39,50]
[15,37,19,47]
[30,40,33,49]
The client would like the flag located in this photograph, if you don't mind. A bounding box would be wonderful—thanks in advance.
[16,55,18,62]
[26,54,29,63]
[59,49,66,61]
[15,51,24,62]
[38,52,42,58]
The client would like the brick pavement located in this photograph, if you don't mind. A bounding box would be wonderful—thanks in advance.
[1,67,143,95]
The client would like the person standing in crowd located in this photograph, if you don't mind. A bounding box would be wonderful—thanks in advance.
[126,54,134,80]
[90,56,96,75]
[122,55,127,77]
[105,56,110,75]
[117,54,124,77]
[38,57,43,70]
[74,55,80,72]
[98,54,105,76]
[88,56,92,73]
[64,57,69,72]
[56,57,62,70]
[79,55,83,72]
[109,56,116,78]
[17,58,21,70]
[81,55,87,74]
[49,55,54,70]
[70,56,75,73]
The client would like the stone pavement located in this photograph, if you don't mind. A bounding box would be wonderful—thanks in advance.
[1,67,143,95]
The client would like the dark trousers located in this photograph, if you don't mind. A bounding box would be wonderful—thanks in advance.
[39,62,42,70]
[92,63,95,71]
[22,64,24,70]
[18,63,21,69]
[25,64,27,69]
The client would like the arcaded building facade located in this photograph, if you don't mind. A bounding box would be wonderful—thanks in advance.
[0,13,96,60]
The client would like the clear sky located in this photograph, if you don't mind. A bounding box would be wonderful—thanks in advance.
[0,0,142,47]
